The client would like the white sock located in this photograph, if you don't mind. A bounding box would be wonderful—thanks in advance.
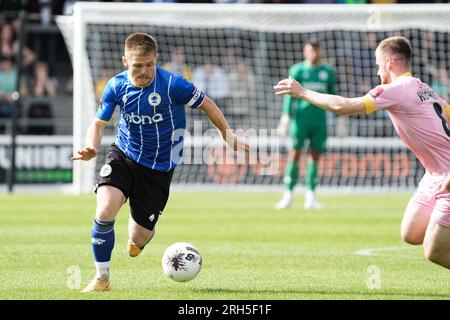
[305,189,315,203]
[283,190,293,200]
[95,261,111,279]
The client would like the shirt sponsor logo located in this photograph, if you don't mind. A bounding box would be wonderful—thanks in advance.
[123,112,164,125]
[304,82,327,92]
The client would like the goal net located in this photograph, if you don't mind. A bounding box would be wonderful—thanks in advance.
[56,3,450,194]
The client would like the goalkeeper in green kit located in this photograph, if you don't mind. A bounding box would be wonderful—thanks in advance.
[275,41,336,210]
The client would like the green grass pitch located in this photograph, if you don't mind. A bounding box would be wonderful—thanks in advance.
[0,192,449,300]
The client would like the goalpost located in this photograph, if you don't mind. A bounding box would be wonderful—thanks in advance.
[56,3,450,194]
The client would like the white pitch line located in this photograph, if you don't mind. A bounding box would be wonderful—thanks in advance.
[353,246,414,256]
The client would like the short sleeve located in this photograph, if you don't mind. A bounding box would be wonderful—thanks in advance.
[361,82,404,114]
[289,64,302,81]
[96,79,117,122]
[172,75,205,109]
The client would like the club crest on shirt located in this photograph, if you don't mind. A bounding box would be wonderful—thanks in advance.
[370,86,384,98]
[319,70,329,81]
[148,92,161,107]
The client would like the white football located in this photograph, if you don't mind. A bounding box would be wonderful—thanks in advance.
[162,242,202,282]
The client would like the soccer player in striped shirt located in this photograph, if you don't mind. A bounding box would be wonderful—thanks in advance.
[274,36,450,270]
[72,33,249,292]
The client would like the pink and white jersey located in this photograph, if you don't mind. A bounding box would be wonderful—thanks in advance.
[362,72,450,175]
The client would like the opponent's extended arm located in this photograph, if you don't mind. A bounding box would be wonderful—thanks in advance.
[274,77,366,116]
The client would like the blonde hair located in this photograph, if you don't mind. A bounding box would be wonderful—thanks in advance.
[124,33,158,55]
[376,36,412,65]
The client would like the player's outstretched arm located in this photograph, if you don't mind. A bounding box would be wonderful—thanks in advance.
[199,96,250,153]
[274,77,366,116]
[71,118,107,161]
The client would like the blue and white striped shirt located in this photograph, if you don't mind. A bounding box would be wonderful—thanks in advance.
[96,67,205,171]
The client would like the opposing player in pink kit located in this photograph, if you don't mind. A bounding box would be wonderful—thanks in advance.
[274,36,450,270]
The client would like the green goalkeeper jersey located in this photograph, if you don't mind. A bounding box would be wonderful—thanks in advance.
[282,61,336,122]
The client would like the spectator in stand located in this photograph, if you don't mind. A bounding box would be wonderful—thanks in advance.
[226,57,256,116]
[192,59,229,111]
[0,55,17,134]
[431,67,449,101]
[0,23,15,59]
[1,22,36,70]
[95,68,114,101]
[162,48,192,81]
[32,61,57,97]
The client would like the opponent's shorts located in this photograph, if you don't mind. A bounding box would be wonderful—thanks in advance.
[406,172,450,228]
[94,144,174,231]
[290,118,327,153]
